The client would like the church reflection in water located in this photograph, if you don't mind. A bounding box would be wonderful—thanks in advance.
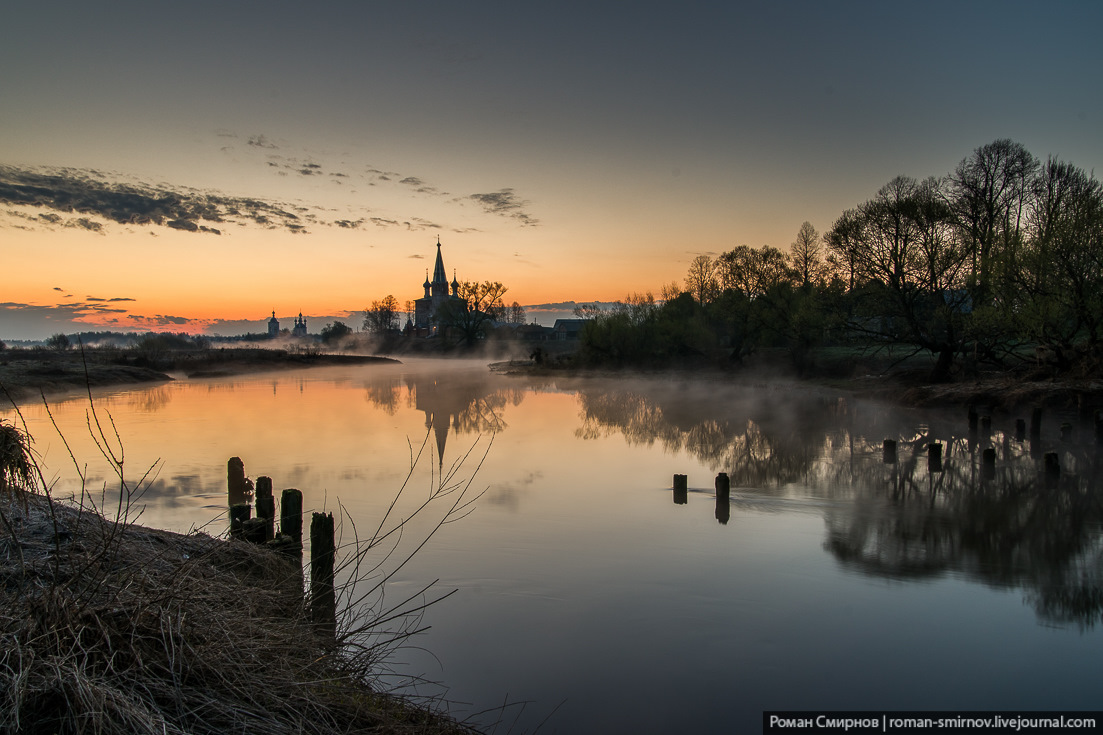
[574,380,1103,629]
[361,367,525,467]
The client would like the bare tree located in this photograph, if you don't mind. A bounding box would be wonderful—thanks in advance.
[684,254,720,305]
[949,139,1038,304]
[1016,158,1103,364]
[436,280,509,346]
[363,295,401,334]
[827,175,969,381]
[824,209,864,290]
[790,221,822,288]
[507,301,526,325]
[716,245,794,298]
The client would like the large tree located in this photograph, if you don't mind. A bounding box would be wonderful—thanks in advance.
[1014,158,1103,366]
[949,139,1038,305]
[436,280,509,346]
[827,176,969,381]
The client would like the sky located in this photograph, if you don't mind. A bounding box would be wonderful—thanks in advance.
[2,0,1102,339]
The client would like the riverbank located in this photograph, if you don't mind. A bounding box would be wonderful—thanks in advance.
[0,347,399,403]
[490,355,1103,414]
[0,487,480,734]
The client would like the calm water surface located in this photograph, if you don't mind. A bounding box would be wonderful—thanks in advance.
[6,358,1103,733]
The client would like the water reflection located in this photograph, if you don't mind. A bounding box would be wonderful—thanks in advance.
[363,369,525,466]
[575,380,1103,628]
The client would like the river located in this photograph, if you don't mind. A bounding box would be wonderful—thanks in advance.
[5,358,1103,733]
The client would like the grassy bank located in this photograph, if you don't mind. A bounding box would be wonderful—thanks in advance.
[0,420,483,734]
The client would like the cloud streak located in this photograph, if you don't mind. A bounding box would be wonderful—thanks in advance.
[468,188,538,226]
[0,165,310,234]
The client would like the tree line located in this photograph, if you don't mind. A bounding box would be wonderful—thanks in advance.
[578,139,1103,381]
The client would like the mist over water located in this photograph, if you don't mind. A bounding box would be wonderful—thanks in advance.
[5,359,1103,733]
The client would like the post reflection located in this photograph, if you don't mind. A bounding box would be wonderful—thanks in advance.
[574,381,1103,628]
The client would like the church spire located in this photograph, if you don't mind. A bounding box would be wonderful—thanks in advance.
[431,237,448,287]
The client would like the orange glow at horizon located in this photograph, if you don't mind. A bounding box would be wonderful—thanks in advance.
[5,209,692,335]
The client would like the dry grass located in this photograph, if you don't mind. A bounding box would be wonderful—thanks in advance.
[0,409,486,734]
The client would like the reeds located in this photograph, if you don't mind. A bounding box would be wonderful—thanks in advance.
[0,395,484,734]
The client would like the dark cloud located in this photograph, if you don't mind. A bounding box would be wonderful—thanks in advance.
[334,219,364,229]
[468,188,538,226]
[247,134,278,149]
[408,254,425,259]
[53,287,63,292]
[69,217,103,232]
[0,165,305,234]
[371,217,440,231]
[0,299,138,339]
[366,167,399,182]
[398,175,443,196]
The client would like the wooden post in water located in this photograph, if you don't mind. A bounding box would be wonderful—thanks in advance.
[883,439,897,464]
[255,476,275,541]
[281,488,304,543]
[229,503,250,539]
[714,472,730,500]
[928,442,943,472]
[982,447,996,480]
[672,474,688,505]
[1060,422,1073,442]
[227,457,248,507]
[310,512,337,637]
[1015,419,1026,441]
[1030,407,1043,439]
[714,473,730,524]
[715,497,730,525]
[981,416,992,435]
[968,407,978,432]
[242,517,267,544]
[1079,393,1093,424]
[1044,452,1061,480]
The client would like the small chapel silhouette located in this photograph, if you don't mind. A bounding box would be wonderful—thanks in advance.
[412,237,463,335]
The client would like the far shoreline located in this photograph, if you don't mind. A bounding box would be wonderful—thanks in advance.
[489,356,1103,415]
[4,344,1102,417]
[0,347,401,404]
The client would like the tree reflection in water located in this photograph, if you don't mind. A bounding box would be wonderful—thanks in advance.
[573,379,1103,628]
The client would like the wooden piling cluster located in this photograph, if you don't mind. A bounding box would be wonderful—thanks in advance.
[877,401,1094,481]
[671,472,733,524]
[227,457,335,632]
